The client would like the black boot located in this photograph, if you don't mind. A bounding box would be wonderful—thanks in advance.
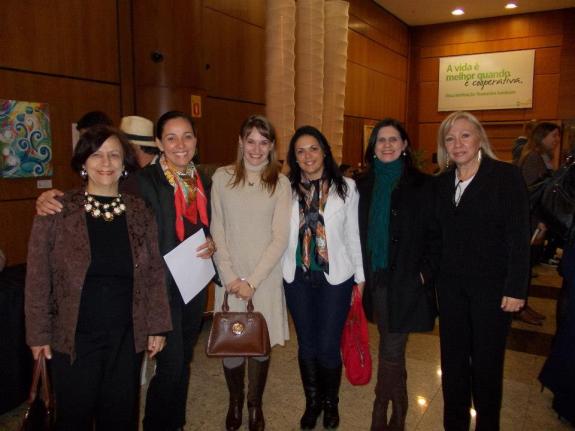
[247,358,270,431]
[319,364,342,429]
[298,358,322,429]
[223,362,245,431]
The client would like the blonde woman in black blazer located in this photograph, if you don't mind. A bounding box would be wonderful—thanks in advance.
[435,111,530,431]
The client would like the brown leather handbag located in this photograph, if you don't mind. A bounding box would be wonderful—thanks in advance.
[206,291,271,357]
[20,353,55,431]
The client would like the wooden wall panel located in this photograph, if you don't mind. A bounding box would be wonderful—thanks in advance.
[348,0,408,55]
[203,8,265,104]
[342,116,367,169]
[202,98,265,165]
[417,123,440,172]
[204,0,266,26]
[132,0,203,89]
[0,200,36,267]
[347,31,407,81]
[558,9,575,119]
[345,63,406,121]
[0,0,118,82]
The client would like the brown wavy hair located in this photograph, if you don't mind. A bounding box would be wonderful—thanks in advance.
[229,115,281,194]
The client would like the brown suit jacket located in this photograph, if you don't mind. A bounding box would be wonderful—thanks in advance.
[25,189,172,359]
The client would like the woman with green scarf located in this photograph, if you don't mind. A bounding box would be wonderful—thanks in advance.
[357,118,440,431]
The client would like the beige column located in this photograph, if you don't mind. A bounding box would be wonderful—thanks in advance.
[295,0,325,130]
[265,0,296,161]
[322,1,349,163]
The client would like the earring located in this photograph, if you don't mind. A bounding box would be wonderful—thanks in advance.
[122,169,128,178]
[477,149,482,163]
[445,158,450,169]
[81,168,88,179]
[373,154,377,159]
[402,150,407,157]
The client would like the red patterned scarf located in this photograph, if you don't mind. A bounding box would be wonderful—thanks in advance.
[160,154,208,241]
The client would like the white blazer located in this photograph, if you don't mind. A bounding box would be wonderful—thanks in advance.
[282,177,365,285]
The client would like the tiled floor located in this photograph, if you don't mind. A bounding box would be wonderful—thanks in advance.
[1,264,572,430]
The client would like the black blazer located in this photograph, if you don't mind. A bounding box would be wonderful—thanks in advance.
[435,157,530,299]
[358,166,440,333]
[124,162,213,299]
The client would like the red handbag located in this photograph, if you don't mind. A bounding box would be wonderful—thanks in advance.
[341,285,372,385]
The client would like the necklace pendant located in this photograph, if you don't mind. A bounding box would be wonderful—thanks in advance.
[248,181,255,187]
[84,192,125,222]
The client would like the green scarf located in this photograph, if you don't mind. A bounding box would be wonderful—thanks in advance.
[368,158,403,271]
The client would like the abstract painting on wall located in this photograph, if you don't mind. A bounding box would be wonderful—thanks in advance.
[0,99,53,178]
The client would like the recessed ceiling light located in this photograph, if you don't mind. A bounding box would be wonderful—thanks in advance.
[505,2,518,9]
[451,8,465,16]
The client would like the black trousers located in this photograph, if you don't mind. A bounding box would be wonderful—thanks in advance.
[51,326,142,431]
[437,278,511,431]
[143,287,207,431]
[372,273,408,362]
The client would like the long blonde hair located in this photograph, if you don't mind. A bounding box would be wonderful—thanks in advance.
[436,111,497,173]
[229,115,280,194]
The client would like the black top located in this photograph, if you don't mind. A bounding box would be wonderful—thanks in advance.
[435,157,531,299]
[76,196,134,333]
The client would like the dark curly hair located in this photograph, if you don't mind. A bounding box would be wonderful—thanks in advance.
[287,126,348,201]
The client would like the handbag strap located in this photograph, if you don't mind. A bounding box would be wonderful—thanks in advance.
[222,291,254,312]
[28,352,53,410]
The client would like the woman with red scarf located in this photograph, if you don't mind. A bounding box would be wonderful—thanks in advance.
[136,111,214,431]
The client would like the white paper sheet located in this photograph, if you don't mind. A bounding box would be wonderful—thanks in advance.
[163,229,215,304]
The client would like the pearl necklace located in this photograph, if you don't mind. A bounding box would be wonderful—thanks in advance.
[84,192,126,222]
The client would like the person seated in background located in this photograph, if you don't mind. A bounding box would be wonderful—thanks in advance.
[120,115,160,167]
[76,111,114,135]
[25,125,172,430]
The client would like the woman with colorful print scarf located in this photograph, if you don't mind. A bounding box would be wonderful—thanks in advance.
[282,126,365,430]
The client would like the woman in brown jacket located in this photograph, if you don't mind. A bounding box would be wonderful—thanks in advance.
[25,126,172,431]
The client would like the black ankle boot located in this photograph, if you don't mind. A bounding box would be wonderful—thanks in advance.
[298,358,322,429]
[319,364,342,429]
[223,362,245,431]
[247,358,270,431]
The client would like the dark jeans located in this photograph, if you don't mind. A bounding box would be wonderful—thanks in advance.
[143,287,207,431]
[51,325,142,431]
[284,268,353,368]
[437,278,511,431]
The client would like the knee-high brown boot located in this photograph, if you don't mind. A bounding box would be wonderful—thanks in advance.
[223,362,246,431]
[371,361,408,431]
[388,365,407,431]
[247,358,270,431]
[371,360,391,431]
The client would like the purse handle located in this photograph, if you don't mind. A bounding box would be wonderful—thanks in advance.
[222,291,254,312]
[28,352,53,410]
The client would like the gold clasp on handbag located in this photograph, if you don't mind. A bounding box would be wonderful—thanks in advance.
[232,321,245,335]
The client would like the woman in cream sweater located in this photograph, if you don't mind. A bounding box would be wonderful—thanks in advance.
[210,115,291,431]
